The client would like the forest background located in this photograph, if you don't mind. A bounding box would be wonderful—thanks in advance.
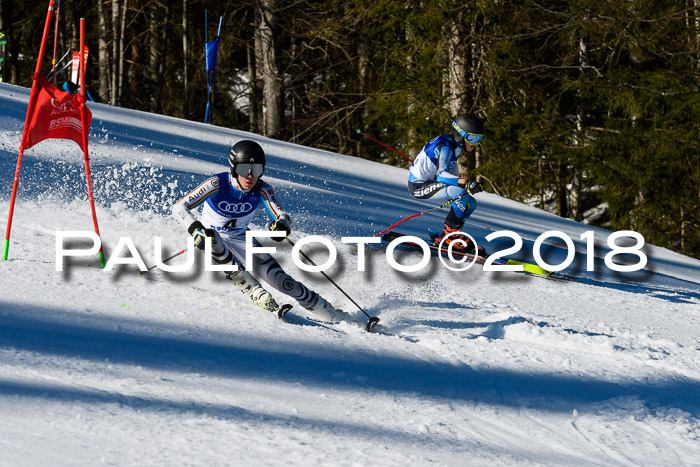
[0,0,698,259]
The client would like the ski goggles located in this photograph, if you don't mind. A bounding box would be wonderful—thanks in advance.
[233,163,265,178]
[452,121,484,145]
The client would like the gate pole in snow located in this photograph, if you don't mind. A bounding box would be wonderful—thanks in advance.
[79,18,105,267]
[3,0,56,261]
[204,12,222,124]
[204,10,210,123]
[3,10,105,267]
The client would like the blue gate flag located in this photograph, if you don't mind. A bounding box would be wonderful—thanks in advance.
[205,39,220,73]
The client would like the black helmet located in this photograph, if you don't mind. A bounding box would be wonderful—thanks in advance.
[229,140,266,177]
[451,114,485,145]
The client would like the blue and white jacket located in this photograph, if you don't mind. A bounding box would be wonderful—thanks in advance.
[408,134,463,186]
[174,172,290,238]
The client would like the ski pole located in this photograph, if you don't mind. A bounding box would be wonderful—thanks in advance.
[372,192,469,238]
[47,59,72,82]
[284,236,379,329]
[139,248,188,275]
[47,48,73,80]
[355,129,414,164]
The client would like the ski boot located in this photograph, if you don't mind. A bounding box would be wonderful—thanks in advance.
[227,270,280,313]
[306,295,352,323]
[431,225,488,258]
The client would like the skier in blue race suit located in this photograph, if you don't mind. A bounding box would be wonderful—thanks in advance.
[408,114,486,254]
[173,140,350,322]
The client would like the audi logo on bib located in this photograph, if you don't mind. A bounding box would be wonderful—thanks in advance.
[217,201,254,214]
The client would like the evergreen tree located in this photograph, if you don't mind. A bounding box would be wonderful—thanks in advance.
[2,0,697,257]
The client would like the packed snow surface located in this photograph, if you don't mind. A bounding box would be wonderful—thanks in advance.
[1,82,699,466]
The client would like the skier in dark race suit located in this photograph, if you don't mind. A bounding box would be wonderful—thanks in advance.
[173,140,350,322]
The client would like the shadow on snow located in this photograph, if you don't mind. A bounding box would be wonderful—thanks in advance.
[1,303,697,418]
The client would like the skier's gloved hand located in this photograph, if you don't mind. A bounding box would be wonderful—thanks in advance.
[468,180,484,194]
[267,218,291,241]
[188,220,217,250]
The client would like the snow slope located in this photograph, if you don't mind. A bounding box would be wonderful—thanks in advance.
[1,82,699,466]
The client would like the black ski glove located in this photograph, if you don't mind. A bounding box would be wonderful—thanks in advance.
[467,180,484,194]
[188,220,217,250]
[267,218,291,241]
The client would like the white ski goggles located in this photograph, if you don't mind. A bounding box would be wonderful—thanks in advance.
[233,163,264,178]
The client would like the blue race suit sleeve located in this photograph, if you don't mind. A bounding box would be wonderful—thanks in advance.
[435,145,461,187]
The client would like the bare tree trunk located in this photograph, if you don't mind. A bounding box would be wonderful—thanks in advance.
[570,33,589,222]
[152,4,171,114]
[97,0,110,100]
[110,0,120,105]
[570,153,583,222]
[681,207,686,253]
[356,35,371,156]
[118,0,128,105]
[448,11,478,177]
[182,0,190,119]
[288,5,301,143]
[557,161,569,218]
[469,16,486,177]
[64,2,79,58]
[256,0,282,138]
[695,0,700,69]
[447,11,468,117]
[405,8,417,158]
[248,40,261,133]
[149,4,159,83]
